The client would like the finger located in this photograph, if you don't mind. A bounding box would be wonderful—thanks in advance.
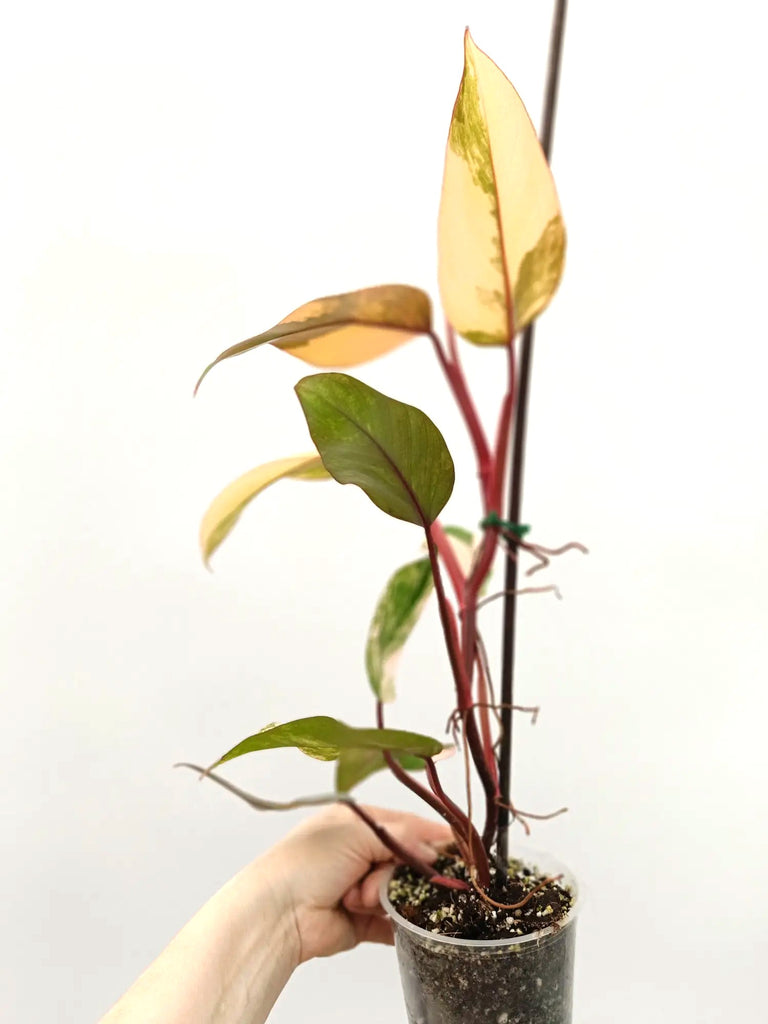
[360,864,393,910]
[346,861,404,915]
[358,805,455,844]
[354,914,395,947]
[378,821,449,865]
[347,814,452,868]
[342,884,365,913]
[343,871,388,915]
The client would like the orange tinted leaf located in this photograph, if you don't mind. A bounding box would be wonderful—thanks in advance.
[195,285,431,392]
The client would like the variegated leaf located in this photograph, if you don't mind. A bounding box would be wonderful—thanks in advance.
[366,558,433,703]
[366,526,476,703]
[195,285,431,392]
[213,716,443,768]
[438,30,565,344]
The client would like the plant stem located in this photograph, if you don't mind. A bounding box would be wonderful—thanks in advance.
[424,527,470,704]
[375,702,480,865]
[424,526,499,851]
[429,329,493,504]
[497,0,569,865]
[461,547,503,849]
[429,520,466,603]
[474,649,499,786]
[349,802,470,890]
[427,329,517,849]
[424,758,490,888]
[177,763,469,889]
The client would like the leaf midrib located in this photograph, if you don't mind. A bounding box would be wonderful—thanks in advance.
[317,393,431,529]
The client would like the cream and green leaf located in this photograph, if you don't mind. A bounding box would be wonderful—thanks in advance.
[199,454,330,566]
[295,373,455,526]
[438,30,565,344]
[365,526,476,703]
[366,557,433,703]
[195,285,432,393]
[212,716,443,769]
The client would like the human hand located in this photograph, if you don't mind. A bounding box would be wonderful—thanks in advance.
[261,804,451,963]
[98,803,448,1024]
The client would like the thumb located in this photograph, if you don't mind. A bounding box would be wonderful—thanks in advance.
[344,863,399,914]
[344,807,452,868]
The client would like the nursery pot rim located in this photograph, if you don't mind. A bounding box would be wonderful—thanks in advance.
[380,845,580,950]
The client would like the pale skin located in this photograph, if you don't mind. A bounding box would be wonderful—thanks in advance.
[99,806,451,1024]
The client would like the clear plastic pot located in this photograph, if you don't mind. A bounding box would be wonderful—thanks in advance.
[380,849,579,1024]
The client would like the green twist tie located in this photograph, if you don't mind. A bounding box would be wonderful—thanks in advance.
[480,511,531,538]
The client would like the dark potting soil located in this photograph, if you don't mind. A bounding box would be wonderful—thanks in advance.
[388,854,573,940]
[386,855,577,1024]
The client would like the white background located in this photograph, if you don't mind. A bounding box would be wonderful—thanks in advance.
[2,1,767,1021]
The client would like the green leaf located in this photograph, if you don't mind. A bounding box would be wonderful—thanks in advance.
[194,285,432,392]
[213,716,442,769]
[365,557,433,703]
[334,748,426,793]
[295,373,455,526]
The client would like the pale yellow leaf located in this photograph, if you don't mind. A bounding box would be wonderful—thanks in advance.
[438,30,565,344]
[200,454,330,566]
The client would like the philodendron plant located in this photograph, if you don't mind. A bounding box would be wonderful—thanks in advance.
[184,30,582,911]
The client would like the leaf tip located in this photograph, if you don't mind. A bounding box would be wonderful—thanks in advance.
[193,362,215,396]
[463,25,480,59]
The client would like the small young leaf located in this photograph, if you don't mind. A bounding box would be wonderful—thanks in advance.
[195,285,431,392]
[438,30,565,344]
[213,716,442,768]
[365,526,477,704]
[335,748,427,793]
[365,557,433,703]
[200,454,330,566]
[336,741,457,792]
[442,524,476,576]
[295,373,455,526]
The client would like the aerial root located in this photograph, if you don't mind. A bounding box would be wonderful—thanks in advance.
[469,870,565,911]
[495,797,569,836]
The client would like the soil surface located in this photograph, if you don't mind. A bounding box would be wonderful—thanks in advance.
[388,853,574,940]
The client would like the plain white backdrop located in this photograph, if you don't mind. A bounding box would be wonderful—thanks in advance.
[2,1,767,1021]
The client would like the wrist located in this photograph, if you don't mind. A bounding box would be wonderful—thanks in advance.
[99,855,300,1024]
[256,847,305,964]
[169,855,301,1024]
[221,852,302,983]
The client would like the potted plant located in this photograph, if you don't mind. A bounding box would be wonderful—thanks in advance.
[182,21,583,1024]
